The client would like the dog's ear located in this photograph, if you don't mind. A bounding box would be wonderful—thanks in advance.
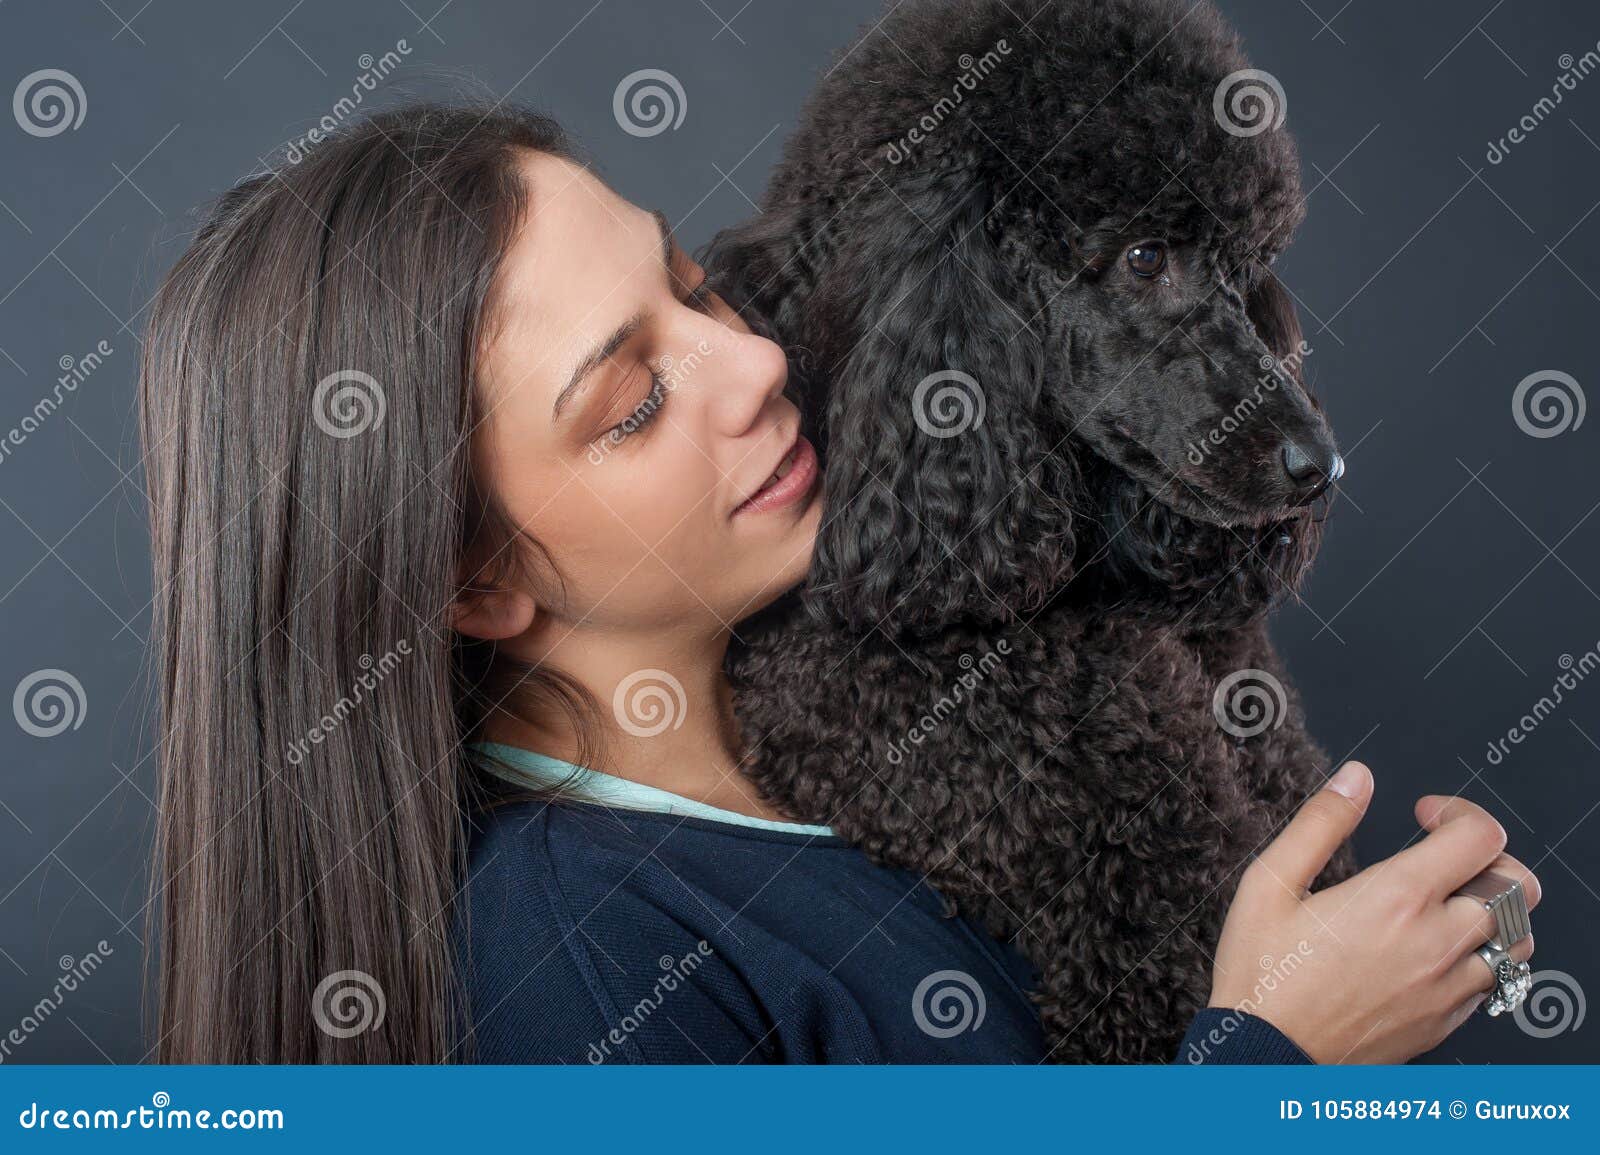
[802,179,1075,636]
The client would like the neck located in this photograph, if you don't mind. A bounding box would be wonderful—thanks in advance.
[480,616,793,824]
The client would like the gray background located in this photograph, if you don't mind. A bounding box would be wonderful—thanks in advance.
[0,0,1594,1064]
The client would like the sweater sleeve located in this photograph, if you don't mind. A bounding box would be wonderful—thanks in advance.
[1173,1006,1315,1064]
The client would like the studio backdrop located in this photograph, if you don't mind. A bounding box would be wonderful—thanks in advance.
[0,0,1594,1064]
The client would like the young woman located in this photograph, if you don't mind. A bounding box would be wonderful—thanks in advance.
[138,103,1538,1063]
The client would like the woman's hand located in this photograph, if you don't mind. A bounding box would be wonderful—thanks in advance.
[1208,761,1541,1064]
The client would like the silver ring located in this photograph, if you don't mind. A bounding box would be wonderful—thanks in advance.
[1452,869,1530,949]
[1475,942,1531,1017]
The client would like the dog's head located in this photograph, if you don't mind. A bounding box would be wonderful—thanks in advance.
[706,0,1339,635]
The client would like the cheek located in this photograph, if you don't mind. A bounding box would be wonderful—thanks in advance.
[569,445,725,574]
[601,428,716,521]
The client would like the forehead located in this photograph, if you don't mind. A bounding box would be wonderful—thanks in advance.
[483,152,660,402]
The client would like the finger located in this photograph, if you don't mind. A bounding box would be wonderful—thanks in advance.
[1250,761,1372,899]
[1389,795,1508,900]
[1482,851,1543,910]
[1440,851,1541,947]
[1441,932,1535,1008]
[1437,989,1490,1044]
[1436,888,1533,975]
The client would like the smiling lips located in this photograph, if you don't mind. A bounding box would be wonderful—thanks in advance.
[734,434,818,516]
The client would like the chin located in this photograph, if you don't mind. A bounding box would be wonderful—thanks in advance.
[1068,465,1328,629]
[1100,450,1307,532]
[1145,478,1314,531]
[738,554,815,624]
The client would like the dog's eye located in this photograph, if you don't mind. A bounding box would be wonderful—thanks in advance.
[1126,242,1167,278]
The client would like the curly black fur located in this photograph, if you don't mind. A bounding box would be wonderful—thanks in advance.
[707,0,1360,1063]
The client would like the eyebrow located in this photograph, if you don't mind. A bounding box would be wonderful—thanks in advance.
[550,208,675,426]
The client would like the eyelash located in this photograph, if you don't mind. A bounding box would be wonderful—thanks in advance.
[686,281,717,312]
[600,281,719,445]
[603,374,667,445]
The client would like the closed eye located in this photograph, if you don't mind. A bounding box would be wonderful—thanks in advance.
[599,265,729,449]
[602,373,668,445]
[686,279,720,314]
[597,280,718,446]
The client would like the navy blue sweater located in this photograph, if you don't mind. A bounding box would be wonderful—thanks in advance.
[454,785,1312,1064]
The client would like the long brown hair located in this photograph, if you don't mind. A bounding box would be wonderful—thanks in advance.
[139,103,599,1062]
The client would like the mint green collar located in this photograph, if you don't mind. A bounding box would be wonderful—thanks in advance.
[469,740,836,837]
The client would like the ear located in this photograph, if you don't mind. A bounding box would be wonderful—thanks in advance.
[449,583,536,642]
[801,180,1075,635]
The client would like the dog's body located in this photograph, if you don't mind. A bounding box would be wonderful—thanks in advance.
[708,0,1359,1062]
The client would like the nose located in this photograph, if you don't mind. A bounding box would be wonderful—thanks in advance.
[707,329,790,437]
[1281,441,1344,503]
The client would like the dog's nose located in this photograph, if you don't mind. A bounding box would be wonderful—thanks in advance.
[1281,442,1344,503]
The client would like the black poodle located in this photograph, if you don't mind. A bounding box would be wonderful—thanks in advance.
[707,0,1359,1063]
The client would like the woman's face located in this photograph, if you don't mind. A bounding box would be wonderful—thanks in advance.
[474,151,822,634]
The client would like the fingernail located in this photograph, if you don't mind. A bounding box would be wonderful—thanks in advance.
[1328,762,1365,799]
